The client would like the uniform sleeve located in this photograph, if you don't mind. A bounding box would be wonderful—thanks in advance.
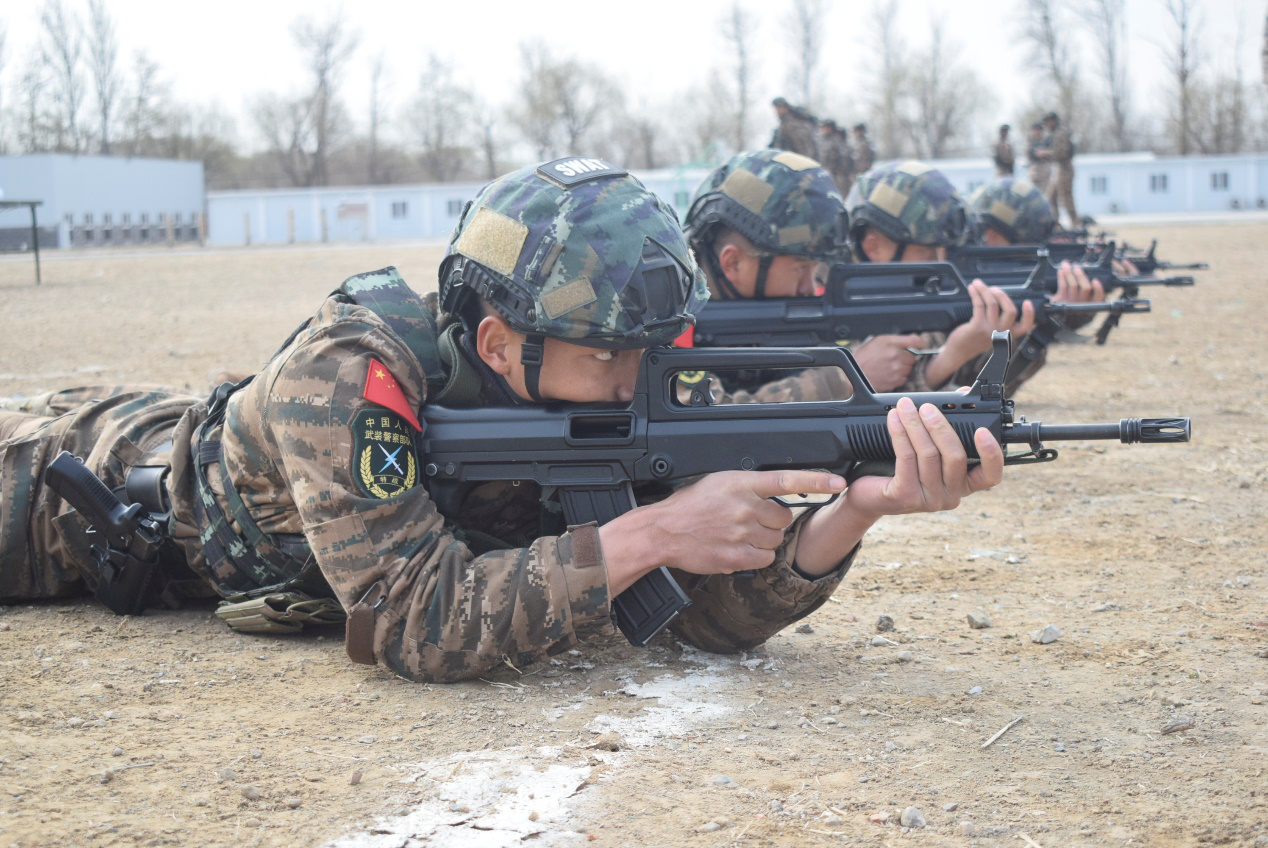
[667,510,858,653]
[255,320,615,683]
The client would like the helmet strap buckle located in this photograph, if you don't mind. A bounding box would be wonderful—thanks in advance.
[520,334,546,403]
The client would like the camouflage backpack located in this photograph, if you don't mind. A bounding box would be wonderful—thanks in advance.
[968,177,1056,245]
[846,160,969,256]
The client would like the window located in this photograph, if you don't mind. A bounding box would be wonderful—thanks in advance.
[446,199,465,216]
[84,213,94,226]
[64,213,74,225]
[103,212,112,225]
[391,201,408,219]
[140,213,149,224]
[1090,176,1107,195]
[122,213,131,225]
[1211,171,1229,190]
[1150,174,1168,193]
[174,212,183,224]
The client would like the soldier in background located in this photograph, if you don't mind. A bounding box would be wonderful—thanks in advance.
[817,119,855,196]
[1026,122,1052,194]
[992,124,1015,176]
[770,96,819,160]
[852,123,875,174]
[1037,112,1078,230]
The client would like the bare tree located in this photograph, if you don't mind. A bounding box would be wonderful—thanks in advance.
[864,0,906,159]
[0,23,8,153]
[784,0,828,108]
[720,1,758,153]
[17,48,53,152]
[252,93,317,186]
[509,41,563,159]
[1084,0,1132,151]
[1161,0,1203,154]
[86,0,120,154]
[120,51,166,156]
[40,0,85,152]
[367,52,388,183]
[903,19,992,159]
[409,53,472,181]
[508,43,623,160]
[1019,0,1078,132]
[291,10,359,186]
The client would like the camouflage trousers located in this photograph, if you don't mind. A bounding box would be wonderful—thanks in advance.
[1028,162,1052,194]
[0,388,209,602]
[1046,166,1077,228]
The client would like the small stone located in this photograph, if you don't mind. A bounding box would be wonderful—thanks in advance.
[968,685,984,696]
[876,615,895,632]
[795,623,814,634]
[868,811,889,823]
[869,635,898,647]
[112,748,124,757]
[696,822,722,833]
[1161,716,1196,735]
[1162,694,1188,707]
[892,650,913,663]
[1030,624,1062,645]
[959,820,977,836]
[769,800,784,812]
[284,797,301,809]
[240,785,261,801]
[967,612,992,630]
[823,814,843,825]
[710,775,737,788]
[349,769,363,786]
[528,811,539,822]
[250,748,262,759]
[1254,647,1268,659]
[217,768,236,782]
[449,803,469,813]
[900,806,926,828]
[943,802,959,812]
[357,735,376,744]
[0,622,11,631]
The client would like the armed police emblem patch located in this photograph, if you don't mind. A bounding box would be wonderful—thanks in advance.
[352,408,419,499]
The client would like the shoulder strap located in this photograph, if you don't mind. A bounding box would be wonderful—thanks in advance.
[337,267,445,392]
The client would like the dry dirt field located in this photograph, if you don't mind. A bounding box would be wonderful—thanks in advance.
[0,223,1265,848]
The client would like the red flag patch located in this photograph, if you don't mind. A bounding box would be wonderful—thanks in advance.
[362,358,422,431]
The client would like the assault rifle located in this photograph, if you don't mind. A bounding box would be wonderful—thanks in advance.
[1118,239,1209,275]
[957,243,1196,295]
[420,333,1191,648]
[45,451,165,615]
[685,261,1149,349]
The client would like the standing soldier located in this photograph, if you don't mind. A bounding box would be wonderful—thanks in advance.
[817,119,854,196]
[770,96,819,160]
[852,123,875,175]
[1038,112,1078,230]
[1026,121,1052,195]
[992,124,1015,177]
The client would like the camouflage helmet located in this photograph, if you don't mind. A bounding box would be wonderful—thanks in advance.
[440,157,709,400]
[846,160,969,257]
[968,177,1055,244]
[683,149,849,290]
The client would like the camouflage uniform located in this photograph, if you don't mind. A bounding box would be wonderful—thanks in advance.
[771,112,820,161]
[992,138,1015,177]
[1045,124,1078,229]
[818,130,855,197]
[1,163,854,683]
[1027,130,1052,195]
[853,130,875,175]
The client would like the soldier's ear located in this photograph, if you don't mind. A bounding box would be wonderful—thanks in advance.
[475,314,520,376]
[717,242,747,283]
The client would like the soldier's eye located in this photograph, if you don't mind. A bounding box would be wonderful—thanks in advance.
[593,350,616,362]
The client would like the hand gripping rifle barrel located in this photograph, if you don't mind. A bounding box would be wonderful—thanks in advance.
[420,332,1191,648]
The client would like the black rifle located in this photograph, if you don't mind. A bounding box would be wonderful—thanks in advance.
[45,451,165,615]
[688,261,1149,349]
[949,241,1092,273]
[961,244,1196,295]
[420,333,1190,648]
[1118,239,1209,275]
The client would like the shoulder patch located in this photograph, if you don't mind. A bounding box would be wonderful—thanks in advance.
[536,157,627,189]
[352,408,420,499]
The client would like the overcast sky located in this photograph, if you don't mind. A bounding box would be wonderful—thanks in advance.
[1,0,1262,151]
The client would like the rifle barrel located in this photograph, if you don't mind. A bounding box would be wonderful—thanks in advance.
[1005,417,1191,446]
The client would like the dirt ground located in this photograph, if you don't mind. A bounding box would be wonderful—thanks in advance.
[0,223,1264,848]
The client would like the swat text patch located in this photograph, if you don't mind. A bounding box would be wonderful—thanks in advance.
[536,158,627,189]
[352,408,420,499]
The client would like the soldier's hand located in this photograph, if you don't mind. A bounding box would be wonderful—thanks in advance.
[1053,261,1105,303]
[601,470,846,592]
[843,397,1004,518]
[928,281,1035,386]
[852,334,922,392]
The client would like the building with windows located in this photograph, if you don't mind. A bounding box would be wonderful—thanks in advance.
[0,154,205,250]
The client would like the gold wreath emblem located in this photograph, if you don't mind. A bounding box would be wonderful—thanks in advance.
[359,446,416,499]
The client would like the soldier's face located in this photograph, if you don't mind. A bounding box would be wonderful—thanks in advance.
[861,229,945,263]
[476,314,644,403]
[720,242,820,298]
[981,228,1013,247]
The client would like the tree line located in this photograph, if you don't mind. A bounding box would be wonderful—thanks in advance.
[0,0,1262,190]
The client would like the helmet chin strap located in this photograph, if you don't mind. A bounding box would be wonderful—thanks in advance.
[520,334,546,402]
[892,241,908,262]
[754,255,773,299]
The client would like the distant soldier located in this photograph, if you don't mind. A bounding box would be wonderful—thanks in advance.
[817,119,854,196]
[992,124,1015,177]
[1026,122,1051,194]
[770,96,819,160]
[852,123,875,174]
[1037,112,1078,230]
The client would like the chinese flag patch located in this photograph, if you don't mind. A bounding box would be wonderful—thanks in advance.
[362,358,422,431]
